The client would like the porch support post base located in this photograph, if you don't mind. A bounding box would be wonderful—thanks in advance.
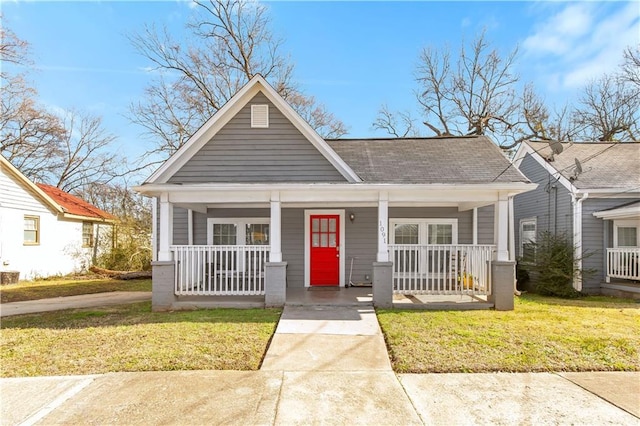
[372,261,393,308]
[489,260,516,311]
[151,261,176,312]
[265,262,287,308]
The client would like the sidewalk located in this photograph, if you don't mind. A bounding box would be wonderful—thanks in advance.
[0,291,151,317]
[1,299,638,425]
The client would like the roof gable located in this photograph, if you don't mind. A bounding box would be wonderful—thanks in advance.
[1,155,64,215]
[146,74,361,184]
[514,141,640,192]
[168,92,347,183]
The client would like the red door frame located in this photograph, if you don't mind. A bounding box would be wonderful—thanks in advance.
[309,214,340,286]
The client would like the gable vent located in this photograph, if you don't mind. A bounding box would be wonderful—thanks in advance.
[251,104,269,128]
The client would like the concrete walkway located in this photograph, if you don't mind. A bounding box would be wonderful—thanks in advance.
[1,295,639,424]
[0,291,151,317]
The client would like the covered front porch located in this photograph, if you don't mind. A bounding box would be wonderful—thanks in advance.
[144,183,531,311]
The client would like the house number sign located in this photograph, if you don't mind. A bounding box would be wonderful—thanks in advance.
[379,220,387,244]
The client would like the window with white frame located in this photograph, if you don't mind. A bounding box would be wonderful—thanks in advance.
[390,219,458,246]
[24,215,40,245]
[207,218,270,246]
[519,218,537,260]
[389,219,458,275]
[82,222,94,248]
[614,220,639,247]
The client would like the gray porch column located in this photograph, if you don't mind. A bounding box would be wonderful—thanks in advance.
[151,260,176,311]
[490,260,516,311]
[373,261,393,308]
[265,261,287,308]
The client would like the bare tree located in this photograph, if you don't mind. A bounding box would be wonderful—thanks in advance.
[412,32,521,146]
[621,45,640,88]
[130,0,347,166]
[519,84,579,142]
[1,24,122,192]
[372,104,420,137]
[574,74,639,141]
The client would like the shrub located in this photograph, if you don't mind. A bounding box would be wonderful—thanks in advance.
[521,231,591,298]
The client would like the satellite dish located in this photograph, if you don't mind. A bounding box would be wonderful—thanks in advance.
[549,140,564,155]
[574,158,582,174]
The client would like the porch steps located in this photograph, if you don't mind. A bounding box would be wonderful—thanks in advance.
[600,282,640,300]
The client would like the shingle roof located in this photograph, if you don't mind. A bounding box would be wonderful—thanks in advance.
[325,135,528,184]
[526,141,640,189]
[36,184,115,221]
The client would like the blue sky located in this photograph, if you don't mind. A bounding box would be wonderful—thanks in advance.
[3,1,639,166]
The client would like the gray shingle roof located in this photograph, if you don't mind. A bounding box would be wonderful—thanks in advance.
[326,135,528,184]
[526,141,640,189]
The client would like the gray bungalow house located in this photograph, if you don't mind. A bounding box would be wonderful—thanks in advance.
[134,75,536,311]
[513,141,640,297]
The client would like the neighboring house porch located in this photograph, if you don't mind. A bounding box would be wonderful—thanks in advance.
[594,201,640,298]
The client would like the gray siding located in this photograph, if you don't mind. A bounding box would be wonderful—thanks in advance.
[282,208,305,287]
[581,198,639,293]
[514,154,574,257]
[172,206,189,245]
[169,92,347,183]
[477,205,494,245]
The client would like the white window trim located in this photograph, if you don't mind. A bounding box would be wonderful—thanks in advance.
[250,104,269,128]
[389,218,458,245]
[304,209,346,288]
[519,217,537,258]
[207,217,270,245]
[613,219,640,247]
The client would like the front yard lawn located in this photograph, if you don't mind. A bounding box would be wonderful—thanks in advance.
[378,294,640,373]
[0,277,152,303]
[1,302,281,377]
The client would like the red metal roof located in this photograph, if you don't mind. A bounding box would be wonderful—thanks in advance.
[36,183,116,221]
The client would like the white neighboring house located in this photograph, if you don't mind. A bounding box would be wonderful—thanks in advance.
[0,156,115,281]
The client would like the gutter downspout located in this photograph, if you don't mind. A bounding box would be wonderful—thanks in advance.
[508,196,520,295]
[572,192,589,291]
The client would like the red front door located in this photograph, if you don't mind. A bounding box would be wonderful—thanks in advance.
[310,215,340,286]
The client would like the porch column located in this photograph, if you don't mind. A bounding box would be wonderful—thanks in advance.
[377,191,389,262]
[494,192,509,262]
[270,192,282,262]
[158,193,173,261]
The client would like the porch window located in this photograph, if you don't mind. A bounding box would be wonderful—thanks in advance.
[614,220,638,247]
[208,218,269,246]
[24,215,40,245]
[390,219,458,274]
[519,218,537,260]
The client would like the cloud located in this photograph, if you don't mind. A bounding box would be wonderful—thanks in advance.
[523,2,639,90]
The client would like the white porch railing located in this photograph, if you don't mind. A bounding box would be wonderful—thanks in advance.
[172,245,270,296]
[606,248,640,281]
[389,244,495,295]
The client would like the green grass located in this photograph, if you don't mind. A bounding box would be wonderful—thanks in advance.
[1,302,281,377]
[377,294,640,373]
[0,277,152,303]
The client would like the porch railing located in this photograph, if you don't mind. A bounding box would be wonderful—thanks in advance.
[606,248,640,281]
[171,245,270,296]
[389,244,495,295]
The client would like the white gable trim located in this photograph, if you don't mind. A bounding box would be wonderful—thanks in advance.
[0,156,64,215]
[146,74,361,184]
[512,142,577,194]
